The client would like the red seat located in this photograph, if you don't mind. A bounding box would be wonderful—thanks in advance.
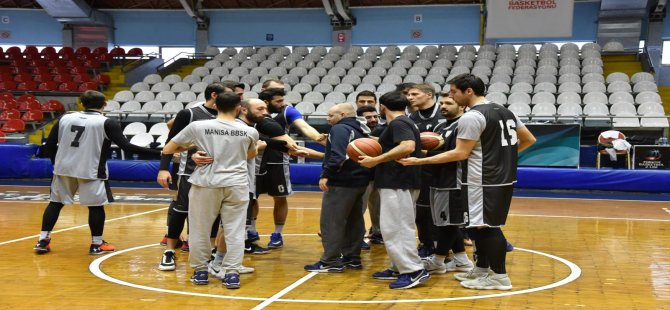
[13,73,32,83]
[84,59,101,69]
[21,109,43,122]
[0,99,18,111]
[93,74,110,85]
[1,119,25,133]
[18,93,37,102]
[96,53,112,62]
[58,47,74,55]
[31,67,50,76]
[0,81,16,91]
[0,131,6,143]
[58,81,78,92]
[0,67,12,75]
[51,67,70,76]
[38,81,58,91]
[16,81,37,91]
[0,92,16,102]
[0,109,20,120]
[73,74,91,83]
[6,46,22,55]
[18,99,40,111]
[34,74,52,83]
[110,47,125,57]
[41,46,57,56]
[0,73,12,81]
[127,48,143,56]
[92,47,108,55]
[78,82,98,91]
[42,99,64,112]
[53,74,72,83]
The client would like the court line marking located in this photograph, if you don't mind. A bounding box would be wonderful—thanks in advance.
[89,244,581,304]
[251,272,317,310]
[0,207,167,246]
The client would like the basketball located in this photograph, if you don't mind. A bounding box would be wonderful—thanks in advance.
[347,138,382,162]
[420,132,444,150]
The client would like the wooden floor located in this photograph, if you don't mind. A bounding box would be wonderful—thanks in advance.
[1,185,670,309]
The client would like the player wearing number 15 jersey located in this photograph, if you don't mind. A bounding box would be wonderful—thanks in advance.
[34,90,160,255]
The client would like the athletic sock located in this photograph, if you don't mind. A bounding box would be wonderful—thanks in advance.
[92,236,103,245]
[213,251,226,265]
[274,224,284,234]
[249,220,258,234]
[39,231,51,240]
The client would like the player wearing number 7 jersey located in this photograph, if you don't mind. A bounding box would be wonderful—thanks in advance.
[399,74,536,291]
[34,90,160,255]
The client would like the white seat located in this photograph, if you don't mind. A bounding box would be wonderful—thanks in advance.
[348,67,367,78]
[485,92,507,105]
[382,75,402,85]
[581,57,603,67]
[609,102,637,115]
[531,102,557,122]
[534,82,557,94]
[186,101,203,109]
[342,75,362,85]
[303,92,324,103]
[213,53,230,62]
[368,67,387,77]
[143,74,162,85]
[408,67,428,77]
[514,65,535,76]
[471,66,492,77]
[362,75,382,86]
[606,72,630,84]
[294,102,315,115]
[162,74,181,85]
[162,101,184,113]
[171,82,190,93]
[403,75,423,84]
[488,82,510,93]
[313,83,333,94]
[292,83,312,95]
[123,122,147,135]
[356,83,376,92]
[156,134,168,147]
[203,60,221,69]
[210,67,229,78]
[424,75,445,85]
[376,84,396,94]
[640,117,670,127]
[130,82,150,92]
[583,92,608,105]
[129,133,155,147]
[489,75,512,86]
[113,90,134,103]
[182,75,201,85]
[334,83,355,94]
[240,75,259,86]
[140,100,162,114]
[176,91,197,103]
[508,92,531,105]
[635,91,662,105]
[134,90,155,103]
[558,82,582,94]
[531,92,556,105]
[119,100,141,112]
[582,65,603,75]
[512,74,534,85]
[559,57,580,67]
[190,82,208,93]
[538,58,558,67]
[558,73,580,85]
[559,65,580,76]
[582,73,605,84]
[156,91,176,102]
[581,42,601,52]
[583,82,607,93]
[607,81,632,93]
[631,72,655,84]
[284,91,302,104]
[608,92,634,105]
[328,67,347,77]
[449,66,470,76]
[231,67,250,76]
[583,102,609,115]
[507,102,531,117]
[603,41,625,52]
[534,74,557,85]
[104,100,120,111]
[633,81,658,93]
[492,66,513,77]
[536,66,558,76]
[325,92,346,103]
[516,58,536,68]
[151,82,170,92]
[315,102,334,113]
[280,74,299,86]
[309,67,327,77]
[557,102,582,118]
[612,113,640,127]
[557,92,581,105]
[510,82,533,94]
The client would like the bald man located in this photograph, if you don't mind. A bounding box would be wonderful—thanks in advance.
[305,103,372,272]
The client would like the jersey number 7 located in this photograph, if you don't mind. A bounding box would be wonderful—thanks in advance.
[70,125,85,147]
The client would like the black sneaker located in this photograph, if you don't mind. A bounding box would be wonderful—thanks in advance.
[158,250,176,271]
[369,234,384,244]
[342,258,362,270]
[89,241,116,255]
[191,270,209,285]
[245,241,271,254]
[34,238,51,254]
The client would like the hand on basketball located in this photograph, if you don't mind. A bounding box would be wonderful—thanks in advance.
[192,151,213,166]
[157,170,172,189]
[358,155,378,168]
[319,178,329,192]
[397,157,420,166]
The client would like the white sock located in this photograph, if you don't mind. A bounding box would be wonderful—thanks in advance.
[213,252,226,265]
[250,220,257,233]
[433,254,447,264]
[453,252,470,263]
[39,231,50,240]
[274,224,284,234]
[92,236,103,245]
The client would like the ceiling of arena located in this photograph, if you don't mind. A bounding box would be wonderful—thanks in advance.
[0,0,482,9]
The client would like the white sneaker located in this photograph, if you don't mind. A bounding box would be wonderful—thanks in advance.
[214,266,255,279]
[460,273,512,290]
[454,267,491,281]
[445,258,474,272]
[236,265,254,274]
[422,257,447,274]
[158,250,176,271]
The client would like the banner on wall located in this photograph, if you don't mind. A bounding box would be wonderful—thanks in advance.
[518,124,580,167]
[485,0,574,39]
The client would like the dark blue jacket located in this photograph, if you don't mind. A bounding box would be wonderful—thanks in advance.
[321,117,371,187]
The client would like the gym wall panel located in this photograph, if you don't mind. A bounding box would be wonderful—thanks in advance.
[207,9,332,46]
[0,9,62,45]
[108,10,196,46]
[351,5,481,45]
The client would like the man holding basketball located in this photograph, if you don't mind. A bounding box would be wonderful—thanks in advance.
[305,103,371,272]
[359,92,430,289]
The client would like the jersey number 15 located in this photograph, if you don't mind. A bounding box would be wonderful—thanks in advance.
[498,120,517,147]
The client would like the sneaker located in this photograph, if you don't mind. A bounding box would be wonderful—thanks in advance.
[89,241,116,255]
[361,241,370,250]
[245,240,271,254]
[246,230,260,242]
[506,241,514,252]
[342,258,362,270]
[222,271,240,289]
[160,234,168,246]
[267,233,283,249]
[207,260,222,276]
[369,234,384,244]
[190,270,209,285]
[210,261,255,278]
[236,265,255,274]
[417,244,434,259]
[372,269,399,280]
[389,269,430,289]
[34,238,51,254]
[304,261,344,273]
[460,273,512,290]
[180,240,190,252]
[454,267,491,281]
[445,258,474,272]
[423,257,447,274]
[158,250,176,271]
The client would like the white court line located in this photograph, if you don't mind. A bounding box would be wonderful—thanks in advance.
[0,207,167,246]
[514,195,670,203]
[90,244,581,305]
[510,213,670,222]
[251,272,318,310]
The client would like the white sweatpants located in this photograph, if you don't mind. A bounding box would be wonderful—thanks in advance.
[378,188,424,274]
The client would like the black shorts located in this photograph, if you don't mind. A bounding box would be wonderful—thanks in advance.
[256,164,292,197]
[416,184,431,207]
[173,175,192,213]
[462,184,514,227]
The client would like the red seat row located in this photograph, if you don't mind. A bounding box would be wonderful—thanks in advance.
[0,79,103,92]
[0,46,143,61]
[0,119,26,134]
[0,109,44,122]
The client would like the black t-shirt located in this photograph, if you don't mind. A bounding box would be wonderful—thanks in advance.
[374,115,422,189]
[259,116,287,163]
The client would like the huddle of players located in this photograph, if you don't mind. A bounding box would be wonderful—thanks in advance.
[306,74,536,290]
